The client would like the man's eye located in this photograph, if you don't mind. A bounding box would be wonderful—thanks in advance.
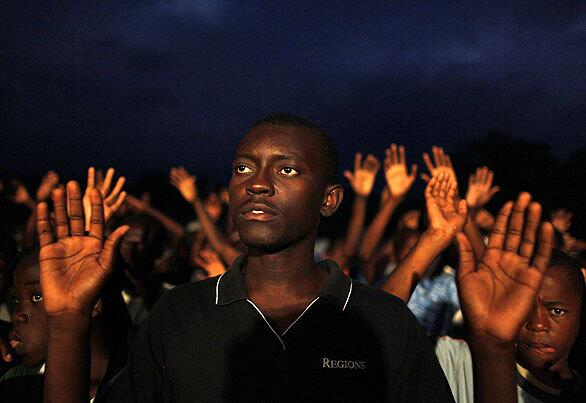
[279,167,299,177]
[31,293,43,303]
[550,308,565,316]
[235,165,252,174]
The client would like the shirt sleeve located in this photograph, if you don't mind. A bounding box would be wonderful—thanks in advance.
[434,336,474,403]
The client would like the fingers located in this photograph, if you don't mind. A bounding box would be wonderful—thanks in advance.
[409,164,418,180]
[0,338,12,363]
[67,181,85,236]
[105,177,126,203]
[487,201,514,250]
[98,225,130,275]
[110,191,127,214]
[86,167,95,191]
[101,168,115,195]
[343,170,354,184]
[518,202,541,260]
[52,186,70,239]
[363,153,380,172]
[504,192,532,253]
[532,222,554,274]
[423,153,434,175]
[420,173,431,183]
[37,202,54,247]
[390,144,399,165]
[398,145,406,165]
[353,152,362,173]
[456,233,475,279]
[89,188,105,240]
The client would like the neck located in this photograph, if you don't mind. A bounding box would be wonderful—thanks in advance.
[518,354,574,389]
[245,235,327,299]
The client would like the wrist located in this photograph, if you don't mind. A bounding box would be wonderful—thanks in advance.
[422,227,454,247]
[25,199,36,210]
[47,311,92,336]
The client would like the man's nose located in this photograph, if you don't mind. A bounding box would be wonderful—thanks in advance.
[246,169,274,196]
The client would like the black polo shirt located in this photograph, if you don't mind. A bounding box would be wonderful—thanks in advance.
[104,256,454,402]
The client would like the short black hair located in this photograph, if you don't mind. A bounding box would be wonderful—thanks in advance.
[549,248,584,298]
[253,113,338,184]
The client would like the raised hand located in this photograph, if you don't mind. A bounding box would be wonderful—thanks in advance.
[204,192,223,222]
[170,166,198,203]
[343,153,380,197]
[425,172,467,249]
[82,167,126,231]
[383,144,417,199]
[9,180,34,207]
[551,208,572,234]
[37,182,128,316]
[456,192,553,344]
[125,194,149,213]
[465,166,499,210]
[36,170,59,202]
[421,146,457,184]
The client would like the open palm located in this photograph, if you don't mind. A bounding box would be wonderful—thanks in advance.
[38,182,128,315]
[384,144,417,199]
[456,192,553,343]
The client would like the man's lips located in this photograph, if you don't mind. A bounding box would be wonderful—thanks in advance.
[240,203,277,221]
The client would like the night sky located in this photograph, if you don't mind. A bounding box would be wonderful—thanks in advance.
[2,1,585,185]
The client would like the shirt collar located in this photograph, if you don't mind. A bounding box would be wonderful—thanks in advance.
[215,255,353,311]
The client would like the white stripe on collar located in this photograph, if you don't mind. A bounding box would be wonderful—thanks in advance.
[215,272,225,305]
[342,279,353,311]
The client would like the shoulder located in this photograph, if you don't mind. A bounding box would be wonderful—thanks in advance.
[348,281,414,318]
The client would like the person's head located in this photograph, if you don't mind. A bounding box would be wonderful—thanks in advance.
[516,249,585,373]
[229,113,343,252]
[9,248,47,367]
[9,248,132,368]
[119,214,166,271]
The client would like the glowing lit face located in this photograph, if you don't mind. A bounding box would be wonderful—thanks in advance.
[228,125,331,252]
[9,258,48,367]
[516,267,581,370]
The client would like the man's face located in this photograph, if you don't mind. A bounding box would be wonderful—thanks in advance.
[229,125,333,252]
[517,267,581,370]
[9,259,48,367]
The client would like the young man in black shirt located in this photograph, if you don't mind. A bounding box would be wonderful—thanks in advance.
[37,114,454,402]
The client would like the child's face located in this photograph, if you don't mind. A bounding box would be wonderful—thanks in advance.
[9,259,48,367]
[516,267,581,370]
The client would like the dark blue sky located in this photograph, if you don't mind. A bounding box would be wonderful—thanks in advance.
[2,1,585,185]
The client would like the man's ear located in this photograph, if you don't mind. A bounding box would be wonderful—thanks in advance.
[320,184,343,217]
[91,298,103,318]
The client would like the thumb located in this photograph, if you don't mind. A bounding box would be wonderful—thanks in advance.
[343,171,354,183]
[98,225,130,273]
[420,173,431,183]
[489,186,500,197]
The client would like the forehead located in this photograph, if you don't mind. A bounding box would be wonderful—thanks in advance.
[236,125,321,163]
[14,258,39,286]
[539,267,582,305]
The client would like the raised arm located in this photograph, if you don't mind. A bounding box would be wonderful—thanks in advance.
[170,167,239,266]
[39,182,128,403]
[381,172,467,301]
[125,194,186,239]
[455,192,553,403]
[340,152,380,261]
[358,144,416,261]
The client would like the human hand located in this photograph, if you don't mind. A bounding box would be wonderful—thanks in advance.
[384,144,417,199]
[204,192,222,222]
[37,182,129,316]
[343,153,380,198]
[194,247,226,277]
[35,170,59,202]
[398,210,421,231]
[455,192,553,344]
[9,180,33,206]
[465,167,499,210]
[421,146,457,184]
[169,166,198,203]
[0,335,13,365]
[82,167,126,231]
[424,172,467,249]
[551,208,572,234]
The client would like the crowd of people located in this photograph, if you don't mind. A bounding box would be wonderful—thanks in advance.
[0,113,584,402]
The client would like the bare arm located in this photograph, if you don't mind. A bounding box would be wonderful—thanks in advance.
[126,194,186,239]
[381,173,467,301]
[39,183,129,403]
[456,192,553,403]
[358,144,417,261]
[341,152,380,260]
[170,167,239,266]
